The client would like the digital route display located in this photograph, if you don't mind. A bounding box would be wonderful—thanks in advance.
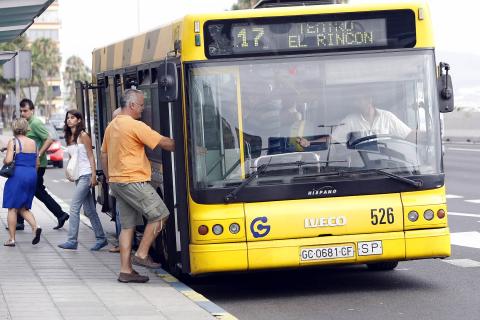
[205,10,415,58]
[230,18,387,54]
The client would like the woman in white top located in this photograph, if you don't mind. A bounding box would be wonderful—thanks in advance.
[58,110,107,251]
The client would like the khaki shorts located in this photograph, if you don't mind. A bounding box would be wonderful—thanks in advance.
[109,182,170,229]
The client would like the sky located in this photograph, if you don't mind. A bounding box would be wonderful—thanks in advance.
[59,0,238,66]
[58,0,479,106]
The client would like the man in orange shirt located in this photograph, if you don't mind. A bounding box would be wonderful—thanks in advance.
[101,88,175,283]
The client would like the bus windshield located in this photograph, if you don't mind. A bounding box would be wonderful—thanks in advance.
[187,50,441,189]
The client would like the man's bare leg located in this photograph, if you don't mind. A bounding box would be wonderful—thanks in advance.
[135,218,166,259]
[119,228,135,273]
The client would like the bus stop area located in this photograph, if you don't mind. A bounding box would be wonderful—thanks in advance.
[0,132,215,320]
[0,177,215,320]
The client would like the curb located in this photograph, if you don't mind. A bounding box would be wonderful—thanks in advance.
[155,269,238,320]
[52,187,238,320]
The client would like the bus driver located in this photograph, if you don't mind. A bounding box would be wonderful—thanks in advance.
[298,93,413,148]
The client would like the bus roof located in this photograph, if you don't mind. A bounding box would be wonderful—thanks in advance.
[92,0,432,74]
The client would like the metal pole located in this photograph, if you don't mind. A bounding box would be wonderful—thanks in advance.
[83,81,96,202]
[84,82,92,135]
[15,52,20,119]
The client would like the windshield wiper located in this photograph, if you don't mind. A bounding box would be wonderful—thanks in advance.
[292,167,422,188]
[224,163,270,203]
[370,168,423,188]
[224,160,326,202]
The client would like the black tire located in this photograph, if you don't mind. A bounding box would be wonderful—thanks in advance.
[152,228,169,268]
[367,261,399,271]
[151,223,181,277]
[56,161,64,168]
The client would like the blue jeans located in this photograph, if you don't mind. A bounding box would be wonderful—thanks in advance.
[66,174,106,245]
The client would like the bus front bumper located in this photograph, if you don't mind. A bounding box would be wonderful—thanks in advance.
[189,228,450,275]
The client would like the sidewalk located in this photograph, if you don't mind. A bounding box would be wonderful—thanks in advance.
[0,184,214,319]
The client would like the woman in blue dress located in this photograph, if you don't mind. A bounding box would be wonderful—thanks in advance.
[3,118,42,247]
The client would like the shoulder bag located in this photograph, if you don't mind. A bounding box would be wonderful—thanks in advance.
[0,138,16,178]
[65,144,80,181]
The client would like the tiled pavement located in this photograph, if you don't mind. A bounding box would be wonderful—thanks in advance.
[0,177,214,320]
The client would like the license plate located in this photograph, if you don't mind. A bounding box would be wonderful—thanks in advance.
[357,241,383,256]
[300,244,355,262]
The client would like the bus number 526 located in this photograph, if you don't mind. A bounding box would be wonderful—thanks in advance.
[371,208,394,225]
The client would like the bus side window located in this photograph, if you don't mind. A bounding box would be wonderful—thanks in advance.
[105,76,118,122]
[140,87,153,127]
[145,86,162,162]
[151,86,161,133]
[96,78,108,144]
[115,74,123,108]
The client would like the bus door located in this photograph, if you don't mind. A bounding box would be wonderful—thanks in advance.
[137,66,163,193]
[75,74,120,214]
[153,60,190,274]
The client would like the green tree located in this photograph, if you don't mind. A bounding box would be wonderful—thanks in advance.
[0,35,29,126]
[0,35,29,94]
[63,55,91,109]
[30,38,61,116]
[0,36,62,123]
[231,0,345,9]
[232,0,258,10]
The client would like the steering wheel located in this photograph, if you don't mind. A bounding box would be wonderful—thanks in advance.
[347,134,406,148]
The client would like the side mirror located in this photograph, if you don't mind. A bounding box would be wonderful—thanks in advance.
[437,62,454,113]
[158,61,178,102]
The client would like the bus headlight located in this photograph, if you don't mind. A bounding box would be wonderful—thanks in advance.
[229,223,240,234]
[212,224,224,235]
[424,209,434,221]
[408,210,419,222]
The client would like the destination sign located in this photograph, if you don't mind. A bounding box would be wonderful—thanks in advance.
[204,10,416,58]
[230,18,387,53]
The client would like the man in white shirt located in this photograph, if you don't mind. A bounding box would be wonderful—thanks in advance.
[297,95,413,149]
[330,95,412,144]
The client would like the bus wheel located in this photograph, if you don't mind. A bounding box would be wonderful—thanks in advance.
[366,261,399,271]
[158,228,169,269]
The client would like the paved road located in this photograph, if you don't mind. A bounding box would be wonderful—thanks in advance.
[43,143,480,320]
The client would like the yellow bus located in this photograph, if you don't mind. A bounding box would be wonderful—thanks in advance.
[80,0,454,275]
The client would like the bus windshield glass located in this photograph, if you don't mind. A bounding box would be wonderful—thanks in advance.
[187,50,441,189]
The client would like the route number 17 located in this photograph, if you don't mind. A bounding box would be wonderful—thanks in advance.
[237,27,265,48]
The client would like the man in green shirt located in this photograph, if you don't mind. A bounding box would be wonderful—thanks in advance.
[13,99,69,230]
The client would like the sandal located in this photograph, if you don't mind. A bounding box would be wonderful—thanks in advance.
[4,239,15,247]
[109,246,120,253]
[32,228,42,245]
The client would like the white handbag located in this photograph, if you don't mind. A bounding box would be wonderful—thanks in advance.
[65,144,80,181]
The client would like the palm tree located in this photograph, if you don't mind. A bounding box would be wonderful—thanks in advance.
[30,38,61,117]
[0,35,29,126]
[232,0,258,9]
[232,0,346,8]
[63,55,91,109]
[0,35,29,94]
